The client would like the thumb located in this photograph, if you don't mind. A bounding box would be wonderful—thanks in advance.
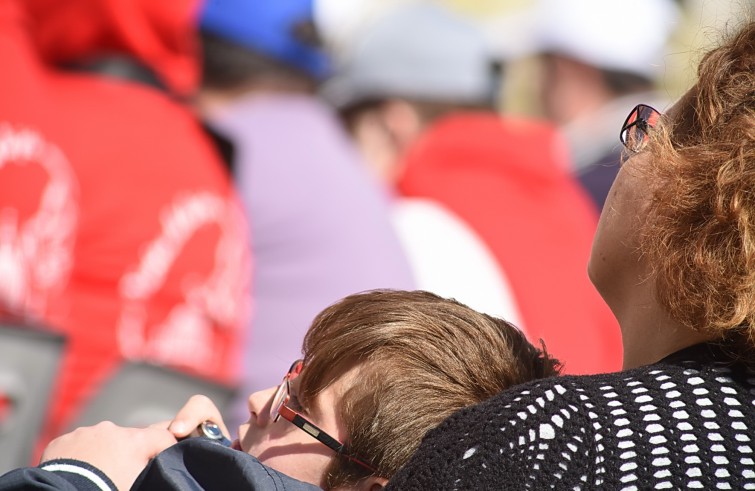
[138,427,178,459]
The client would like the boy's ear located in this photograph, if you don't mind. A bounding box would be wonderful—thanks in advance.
[341,475,387,491]
[364,476,388,491]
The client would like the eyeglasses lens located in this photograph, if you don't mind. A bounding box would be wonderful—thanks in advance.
[270,377,288,422]
[270,360,303,422]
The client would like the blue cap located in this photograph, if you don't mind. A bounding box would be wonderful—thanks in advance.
[199,0,330,79]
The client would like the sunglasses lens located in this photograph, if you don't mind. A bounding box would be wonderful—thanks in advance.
[643,106,660,128]
[623,124,646,152]
[621,105,659,152]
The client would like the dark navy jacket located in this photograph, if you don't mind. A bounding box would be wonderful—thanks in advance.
[0,438,320,490]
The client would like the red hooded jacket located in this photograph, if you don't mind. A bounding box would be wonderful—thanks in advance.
[24,0,200,97]
[398,113,622,374]
[0,0,250,451]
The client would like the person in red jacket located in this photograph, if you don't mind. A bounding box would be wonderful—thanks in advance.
[0,0,250,454]
[324,3,622,374]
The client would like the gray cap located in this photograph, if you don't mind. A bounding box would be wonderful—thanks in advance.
[321,3,496,110]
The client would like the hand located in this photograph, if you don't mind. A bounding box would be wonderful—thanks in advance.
[41,421,176,491]
[167,394,231,441]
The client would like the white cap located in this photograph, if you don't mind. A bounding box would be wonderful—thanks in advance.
[321,3,496,109]
[535,0,680,78]
[314,0,410,58]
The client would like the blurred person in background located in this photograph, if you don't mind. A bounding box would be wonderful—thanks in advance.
[0,0,250,453]
[533,0,680,209]
[323,3,622,375]
[313,0,410,61]
[323,1,526,332]
[195,0,415,426]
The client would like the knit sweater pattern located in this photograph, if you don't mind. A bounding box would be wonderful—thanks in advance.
[387,344,755,490]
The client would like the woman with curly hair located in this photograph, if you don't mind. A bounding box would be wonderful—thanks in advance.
[387,20,755,490]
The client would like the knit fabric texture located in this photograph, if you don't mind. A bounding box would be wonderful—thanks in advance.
[387,343,755,490]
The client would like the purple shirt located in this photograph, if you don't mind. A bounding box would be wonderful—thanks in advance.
[208,94,415,423]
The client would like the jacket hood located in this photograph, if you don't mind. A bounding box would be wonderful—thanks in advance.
[23,0,200,96]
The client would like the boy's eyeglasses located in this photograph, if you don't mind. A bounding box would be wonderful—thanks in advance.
[620,103,661,153]
[270,359,378,474]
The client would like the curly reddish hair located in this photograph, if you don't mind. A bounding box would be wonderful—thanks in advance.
[641,21,755,342]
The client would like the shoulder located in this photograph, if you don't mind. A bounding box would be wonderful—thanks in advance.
[386,374,609,489]
[388,354,755,490]
[56,74,212,146]
[387,366,684,489]
[440,356,746,442]
[134,439,320,491]
[0,459,118,491]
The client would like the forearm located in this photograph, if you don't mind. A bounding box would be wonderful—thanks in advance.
[0,460,117,491]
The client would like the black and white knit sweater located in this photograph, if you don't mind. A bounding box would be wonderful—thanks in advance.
[387,343,755,490]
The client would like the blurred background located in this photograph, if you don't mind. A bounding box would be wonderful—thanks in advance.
[318,0,751,113]
[0,0,752,472]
